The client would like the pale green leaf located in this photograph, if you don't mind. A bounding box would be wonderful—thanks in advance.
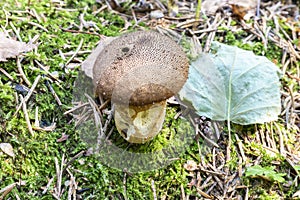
[179,42,281,125]
[245,165,286,183]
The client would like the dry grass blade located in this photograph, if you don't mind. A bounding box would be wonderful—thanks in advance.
[65,38,84,67]
[17,57,31,86]
[64,102,89,115]
[46,80,62,106]
[14,75,41,117]
[66,169,77,200]
[62,150,85,175]
[20,95,33,136]
[54,154,65,199]
[85,93,102,125]
[42,177,54,195]
[0,67,14,81]
[0,183,17,199]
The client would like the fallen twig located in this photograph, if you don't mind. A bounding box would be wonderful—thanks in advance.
[20,95,34,136]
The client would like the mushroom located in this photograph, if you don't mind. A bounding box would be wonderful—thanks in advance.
[93,31,189,143]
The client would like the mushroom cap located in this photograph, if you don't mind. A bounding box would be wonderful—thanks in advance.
[93,31,189,106]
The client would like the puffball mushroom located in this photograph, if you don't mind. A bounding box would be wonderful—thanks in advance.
[93,31,189,143]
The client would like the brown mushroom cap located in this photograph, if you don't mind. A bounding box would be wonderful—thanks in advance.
[93,31,189,106]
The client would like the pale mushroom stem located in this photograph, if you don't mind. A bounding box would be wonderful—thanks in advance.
[114,100,167,143]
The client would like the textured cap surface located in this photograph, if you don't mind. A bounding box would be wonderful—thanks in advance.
[93,31,189,106]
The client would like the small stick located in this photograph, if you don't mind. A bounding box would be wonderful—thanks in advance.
[2,7,9,28]
[85,93,102,118]
[66,169,77,200]
[0,67,14,81]
[205,182,217,195]
[256,0,261,18]
[180,184,186,200]
[213,175,224,191]
[17,57,31,86]
[199,176,212,190]
[288,41,300,60]
[24,75,40,102]
[30,8,42,23]
[131,8,138,26]
[14,75,41,117]
[151,179,157,200]
[99,99,110,110]
[28,21,49,32]
[62,29,104,38]
[286,72,300,81]
[286,157,300,176]
[200,167,225,176]
[15,193,21,200]
[51,193,60,200]
[212,147,216,169]
[123,172,128,200]
[45,80,62,106]
[92,5,108,15]
[20,95,34,136]
[102,106,114,135]
[34,106,39,127]
[193,28,217,34]
[64,102,89,115]
[34,60,62,83]
[74,110,91,127]
[67,175,73,200]
[196,187,212,198]
[56,154,64,198]
[198,130,219,148]
[245,187,249,200]
[62,150,85,175]
[42,177,54,194]
[105,127,114,141]
[0,183,17,199]
[65,38,84,67]
[274,122,286,156]
[63,50,91,56]
[54,157,60,197]
[9,21,22,42]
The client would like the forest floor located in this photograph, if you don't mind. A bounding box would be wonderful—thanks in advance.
[0,0,300,199]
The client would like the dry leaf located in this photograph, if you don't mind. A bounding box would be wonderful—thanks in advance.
[0,143,15,157]
[0,33,36,62]
[229,0,257,20]
[202,0,257,20]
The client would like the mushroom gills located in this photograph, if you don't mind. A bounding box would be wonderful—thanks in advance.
[114,100,167,143]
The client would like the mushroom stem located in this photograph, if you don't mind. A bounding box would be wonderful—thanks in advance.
[114,100,167,143]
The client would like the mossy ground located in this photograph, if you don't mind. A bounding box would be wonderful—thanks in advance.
[0,0,299,199]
